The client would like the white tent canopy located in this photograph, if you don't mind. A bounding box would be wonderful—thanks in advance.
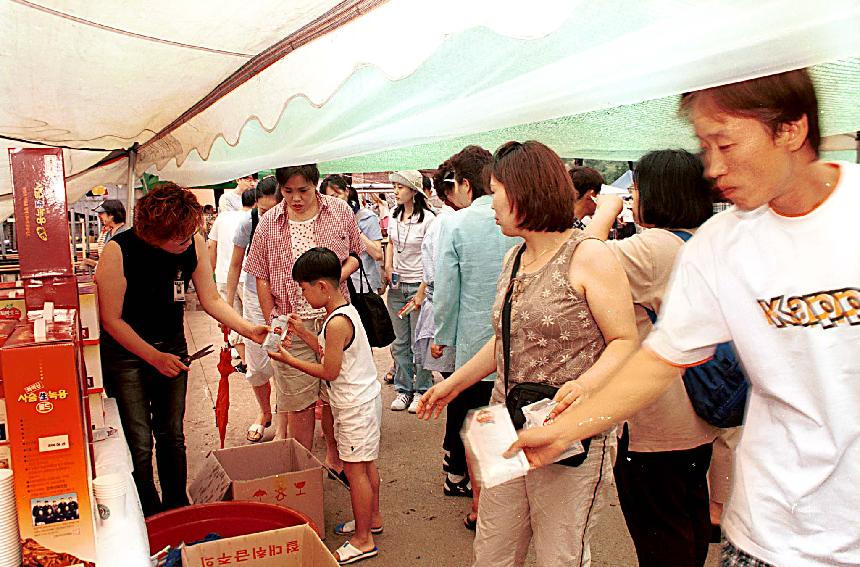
[2,0,860,220]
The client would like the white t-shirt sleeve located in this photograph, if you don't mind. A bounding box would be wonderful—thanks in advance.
[208,216,220,240]
[644,233,731,366]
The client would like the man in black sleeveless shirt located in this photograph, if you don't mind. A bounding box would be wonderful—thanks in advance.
[96,183,268,516]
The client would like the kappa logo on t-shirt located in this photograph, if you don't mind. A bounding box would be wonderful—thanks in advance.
[757,287,859,329]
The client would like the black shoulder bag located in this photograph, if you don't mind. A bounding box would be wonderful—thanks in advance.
[502,244,591,467]
[346,253,395,348]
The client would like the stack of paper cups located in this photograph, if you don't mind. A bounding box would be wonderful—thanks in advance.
[92,473,127,525]
[0,470,22,567]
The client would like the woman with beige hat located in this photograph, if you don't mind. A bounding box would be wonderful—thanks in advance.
[384,170,436,413]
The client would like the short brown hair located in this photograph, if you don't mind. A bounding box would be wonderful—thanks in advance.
[135,182,202,244]
[680,69,820,156]
[449,145,493,199]
[568,166,604,198]
[492,141,576,233]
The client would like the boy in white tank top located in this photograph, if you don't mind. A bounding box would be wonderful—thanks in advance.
[269,247,382,565]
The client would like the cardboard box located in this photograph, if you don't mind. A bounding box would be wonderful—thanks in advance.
[86,391,105,431]
[23,275,80,313]
[1,315,96,563]
[8,148,73,279]
[190,439,326,538]
[0,288,25,322]
[82,339,102,391]
[77,280,99,341]
[182,523,337,567]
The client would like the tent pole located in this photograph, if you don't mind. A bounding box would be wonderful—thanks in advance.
[126,144,138,227]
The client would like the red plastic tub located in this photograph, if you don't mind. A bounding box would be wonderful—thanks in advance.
[146,501,314,552]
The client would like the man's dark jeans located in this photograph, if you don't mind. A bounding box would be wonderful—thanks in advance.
[102,339,189,517]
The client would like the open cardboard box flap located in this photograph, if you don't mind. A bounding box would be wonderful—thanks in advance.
[190,439,326,537]
[181,523,338,567]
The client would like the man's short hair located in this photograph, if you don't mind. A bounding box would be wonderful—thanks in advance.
[241,188,257,208]
[492,141,577,233]
[292,247,341,285]
[449,145,493,200]
[135,182,202,244]
[203,204,215,214]
[276,164,320,187]
[634,149,713,228]
[680,69,820,156]
[568,166,604,199]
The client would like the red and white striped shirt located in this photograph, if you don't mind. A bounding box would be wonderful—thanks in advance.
[244,194,365,320]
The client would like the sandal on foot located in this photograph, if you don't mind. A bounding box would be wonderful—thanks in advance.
[464,513,477,531]
[335,541,378,564]
[246,422,267,443]
[334,520,383,535]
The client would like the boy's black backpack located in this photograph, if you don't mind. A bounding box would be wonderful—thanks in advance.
[643,230,749,428]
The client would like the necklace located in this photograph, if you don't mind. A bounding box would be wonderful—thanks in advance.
[521,246,553,269]
[394,213,414,254]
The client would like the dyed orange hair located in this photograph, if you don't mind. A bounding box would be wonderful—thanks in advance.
[134,182,202,244]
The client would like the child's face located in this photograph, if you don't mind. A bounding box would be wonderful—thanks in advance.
[299,280,329,309]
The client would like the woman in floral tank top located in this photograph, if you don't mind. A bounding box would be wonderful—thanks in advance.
[418,141,638,566]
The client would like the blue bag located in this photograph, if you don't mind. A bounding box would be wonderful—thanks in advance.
[643,230,749,428]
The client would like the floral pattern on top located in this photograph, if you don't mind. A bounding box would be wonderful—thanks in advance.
[490,230,606,405]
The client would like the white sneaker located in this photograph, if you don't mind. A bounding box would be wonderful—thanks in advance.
[408,393,422,414]
[391,392,412,411]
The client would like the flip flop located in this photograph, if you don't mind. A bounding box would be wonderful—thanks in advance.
[334,520,383,535]
[246,422,266,443]
[335,541,378,565]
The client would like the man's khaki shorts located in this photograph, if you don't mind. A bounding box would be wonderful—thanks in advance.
[272,317,329,412]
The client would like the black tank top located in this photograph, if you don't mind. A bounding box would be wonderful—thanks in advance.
[101,229,198,351]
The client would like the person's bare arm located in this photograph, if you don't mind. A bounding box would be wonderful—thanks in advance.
[270,315,352,381]
[340,255,359,282]
[383,237,394,283]
[95,241,189,377]
[584,195,624,240]
[416,336,497,420]
[256,278,275,324]
[361,234,383,261]
[224,244,246,308]
[506,348,678,468]
[192,234,268,344]
[551,239,639,409]
[207,240,218,278]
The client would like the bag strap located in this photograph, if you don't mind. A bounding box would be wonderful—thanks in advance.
[348,252,372,293]
[247,207,259,253]
[643,229,692,324]
[669,229,693,242]
[502,245,527,397]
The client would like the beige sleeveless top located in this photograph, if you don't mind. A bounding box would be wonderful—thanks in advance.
[490,231,606,405]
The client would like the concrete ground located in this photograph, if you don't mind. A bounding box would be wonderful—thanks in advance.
[182,310,721,566]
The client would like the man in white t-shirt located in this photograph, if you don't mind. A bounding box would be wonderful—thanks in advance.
[209,189,254,370]
[508,69,859,567]
[218,173,257,212]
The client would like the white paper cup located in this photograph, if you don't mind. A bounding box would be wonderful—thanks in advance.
[93,473,126,496]
[95,493,126,524]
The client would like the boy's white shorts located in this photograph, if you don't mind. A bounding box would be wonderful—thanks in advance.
[332,394,382,463]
